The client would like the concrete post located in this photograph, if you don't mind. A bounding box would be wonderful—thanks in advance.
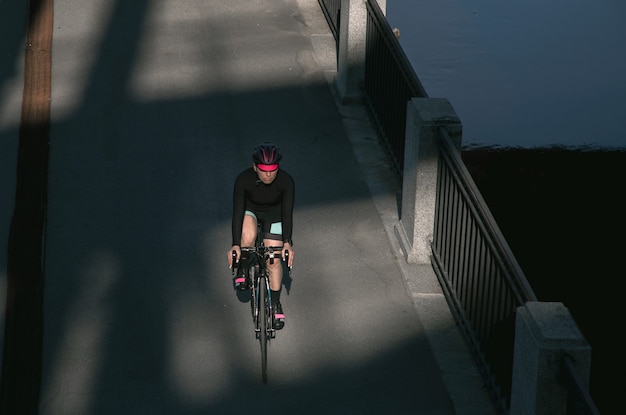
[395,98,461,264]
[334,0,386,103]
[510,302,592,415]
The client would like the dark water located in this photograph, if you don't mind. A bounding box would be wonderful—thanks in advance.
[388,0,626,150]
[462,146,625,413]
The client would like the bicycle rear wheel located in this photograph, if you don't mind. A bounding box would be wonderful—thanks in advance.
[259,276,268,383]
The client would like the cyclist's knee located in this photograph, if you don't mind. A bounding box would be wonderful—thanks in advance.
[266,259,282,273]
[241,231,255,246]
[241,217,257,245]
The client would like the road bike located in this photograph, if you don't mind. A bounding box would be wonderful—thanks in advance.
[232,230,289,383]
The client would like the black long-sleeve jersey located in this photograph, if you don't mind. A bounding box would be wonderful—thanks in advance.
[231,167,295,247]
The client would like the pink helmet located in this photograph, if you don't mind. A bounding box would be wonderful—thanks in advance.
[252,142,282,170]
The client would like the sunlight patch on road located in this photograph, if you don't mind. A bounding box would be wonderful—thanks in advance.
[40,250,120,414]
[51,0,116,119]
[0,55,24,129]
[263,202,426,383]
[128,0,307,101]
[166,285,233,405]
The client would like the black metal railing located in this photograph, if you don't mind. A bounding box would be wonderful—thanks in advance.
[317,0,340,42]
[432,126,537,411]
[363,0,427,182]
[562,355,601,415]
[432,128,600,414]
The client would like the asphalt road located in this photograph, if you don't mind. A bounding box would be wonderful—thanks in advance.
[2,0,495,414]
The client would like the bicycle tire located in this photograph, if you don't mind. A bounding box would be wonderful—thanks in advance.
[259,276,268,383]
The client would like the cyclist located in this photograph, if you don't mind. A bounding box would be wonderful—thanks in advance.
[228,142,295,329]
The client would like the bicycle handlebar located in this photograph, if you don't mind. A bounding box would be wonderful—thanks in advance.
[231,250,238,275]
[240,246,283,254]
[238,246,290,271]
[284,250,291,274]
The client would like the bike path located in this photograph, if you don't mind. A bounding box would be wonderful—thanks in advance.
[3,0,494,413]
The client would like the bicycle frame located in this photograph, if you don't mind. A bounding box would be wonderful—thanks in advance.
[245,243,279,339]
[232,225,288,383]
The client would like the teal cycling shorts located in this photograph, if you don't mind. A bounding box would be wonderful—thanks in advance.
[245,210,282,240]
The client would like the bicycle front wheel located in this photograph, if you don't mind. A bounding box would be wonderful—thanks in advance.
[249,265,258,321]
[259,276,268,383]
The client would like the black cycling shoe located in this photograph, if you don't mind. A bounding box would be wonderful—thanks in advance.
[234,268,250,291]
[273,302,285,330]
